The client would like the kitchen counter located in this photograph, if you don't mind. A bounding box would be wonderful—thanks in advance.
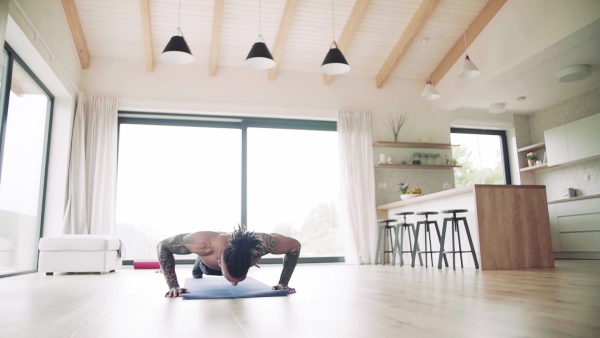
[548,193,600,204]
[377,185,555,270]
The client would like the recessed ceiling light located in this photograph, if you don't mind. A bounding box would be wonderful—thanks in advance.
[557,65,591,83]
[489,103,506,114]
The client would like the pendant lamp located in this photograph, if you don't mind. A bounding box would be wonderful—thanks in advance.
[421,80,440,101]
[161,0,194,64]
[420,38,440,101]
[246,0,275,69]
[457,0,480,79]
[321,0,350,75]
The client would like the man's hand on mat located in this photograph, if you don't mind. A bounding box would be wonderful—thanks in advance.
[165,287,189,298]
[272,284,296,294]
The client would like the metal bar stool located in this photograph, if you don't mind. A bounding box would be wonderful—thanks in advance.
[394,212,423,266]
[412,212,448,268]
[437,209,479,270]
[375,219,398,265]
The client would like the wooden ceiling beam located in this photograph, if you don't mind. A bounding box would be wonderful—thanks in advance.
[375,0,440,88]
[61,0,90,69]
[209,0,224,77]
[268,0,300,81]
[323,0,371,85]
[140,0,154,72]
[429,0,508,85]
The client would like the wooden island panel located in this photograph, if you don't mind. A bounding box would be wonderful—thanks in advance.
[474,185,555,270]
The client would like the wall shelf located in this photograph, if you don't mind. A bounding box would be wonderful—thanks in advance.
[519,163,548,172]
[375,164,457,170]
[373,141,457,149]
[517,142,546,153]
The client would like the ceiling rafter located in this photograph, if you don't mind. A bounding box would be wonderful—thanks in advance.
[429,0,508,85]
[61,0,90,69]
[209,0,225,77]
[140,0,154,72]
[268,0,300,81]
[375,0,440,89]
[323,0,372,85]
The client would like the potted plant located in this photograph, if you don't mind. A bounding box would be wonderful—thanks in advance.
[526,152,537,167]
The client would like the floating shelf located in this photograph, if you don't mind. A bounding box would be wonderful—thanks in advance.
[373,141,458,149]
[517,142,545,153]
[375,164,458,170]
[519,163,548,172]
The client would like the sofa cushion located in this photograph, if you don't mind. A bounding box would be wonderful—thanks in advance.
[39,235,120,251]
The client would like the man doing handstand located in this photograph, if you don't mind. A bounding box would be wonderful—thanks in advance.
[157,226,301,297]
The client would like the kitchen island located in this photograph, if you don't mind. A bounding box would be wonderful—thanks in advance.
[377,185,555,270]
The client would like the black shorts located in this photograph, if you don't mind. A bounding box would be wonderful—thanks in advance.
[194,257,222,276]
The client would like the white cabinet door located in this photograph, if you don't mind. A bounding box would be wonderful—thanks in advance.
[547,204,560,251]
[566,113,600,162]
[544,125,569,166]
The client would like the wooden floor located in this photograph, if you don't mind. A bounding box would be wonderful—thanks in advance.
[1,260,599,338]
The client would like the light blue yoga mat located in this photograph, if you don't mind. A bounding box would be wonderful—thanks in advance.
[182,276,289,299]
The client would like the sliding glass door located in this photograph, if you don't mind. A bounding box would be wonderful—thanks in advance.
[0,45,53,276]
[116,117,340,261]
[116,122,241,259]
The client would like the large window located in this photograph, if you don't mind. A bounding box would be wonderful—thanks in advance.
[451,128,511,187]
[116,117,340,260]
[247,127,341,257]
[0,45,53,277]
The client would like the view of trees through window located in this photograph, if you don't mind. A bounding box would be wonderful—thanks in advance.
[451,129,510,187]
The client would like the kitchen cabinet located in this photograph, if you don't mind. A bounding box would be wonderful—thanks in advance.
[373,141,457,170]
[547,195,600,259]
[544,113,600,166]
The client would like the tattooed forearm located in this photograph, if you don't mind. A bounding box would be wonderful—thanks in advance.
[278,250,300,286]
[157,234,192,289]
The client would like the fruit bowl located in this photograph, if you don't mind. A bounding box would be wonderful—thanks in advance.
[401,194,421,200]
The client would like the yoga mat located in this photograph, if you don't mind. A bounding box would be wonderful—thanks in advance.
[182,276,289,299]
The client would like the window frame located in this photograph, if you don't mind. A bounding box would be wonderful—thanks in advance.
[450,127,512,185]
[117,112,340,264]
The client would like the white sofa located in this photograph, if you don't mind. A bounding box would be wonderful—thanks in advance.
[38,235,122,275]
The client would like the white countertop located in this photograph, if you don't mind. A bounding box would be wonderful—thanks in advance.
[377,186,474,210]
[547,193,600,204]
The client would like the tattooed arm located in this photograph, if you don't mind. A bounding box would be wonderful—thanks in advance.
[261,233,301,294]
[157,233,193,298]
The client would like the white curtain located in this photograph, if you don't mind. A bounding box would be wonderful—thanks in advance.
[338,111,378,264]
[63,95,119,235]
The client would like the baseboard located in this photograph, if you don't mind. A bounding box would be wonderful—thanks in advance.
[554,252,600,260]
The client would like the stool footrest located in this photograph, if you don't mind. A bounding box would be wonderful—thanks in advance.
[444,250,474,254]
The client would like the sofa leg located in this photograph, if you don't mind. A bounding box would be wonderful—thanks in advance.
[109,270,115,273]
[46,272,53,276]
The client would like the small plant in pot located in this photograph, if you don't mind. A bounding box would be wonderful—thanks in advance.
[526,152,537,167]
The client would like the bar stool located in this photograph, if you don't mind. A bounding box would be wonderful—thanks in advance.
[375,219,398,265]
[394,212,422,267]
[412,212,448,268]
[437,209,479,270]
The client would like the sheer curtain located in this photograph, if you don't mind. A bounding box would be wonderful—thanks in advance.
[338,111,377,264]
[63,95,119,234]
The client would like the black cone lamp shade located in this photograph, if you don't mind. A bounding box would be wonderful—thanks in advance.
[161,34,194,64]
[321,42,350,75]
[246,40,276,70]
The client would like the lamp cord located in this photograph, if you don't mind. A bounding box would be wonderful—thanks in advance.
[331,0,335,42]
[178,0,182,29]
[259,0,262,34]
[461,0,467,54]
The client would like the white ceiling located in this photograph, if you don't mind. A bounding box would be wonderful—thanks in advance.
[71,0,600,115]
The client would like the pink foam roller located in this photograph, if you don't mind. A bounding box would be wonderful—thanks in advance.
[133,260,161,269]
